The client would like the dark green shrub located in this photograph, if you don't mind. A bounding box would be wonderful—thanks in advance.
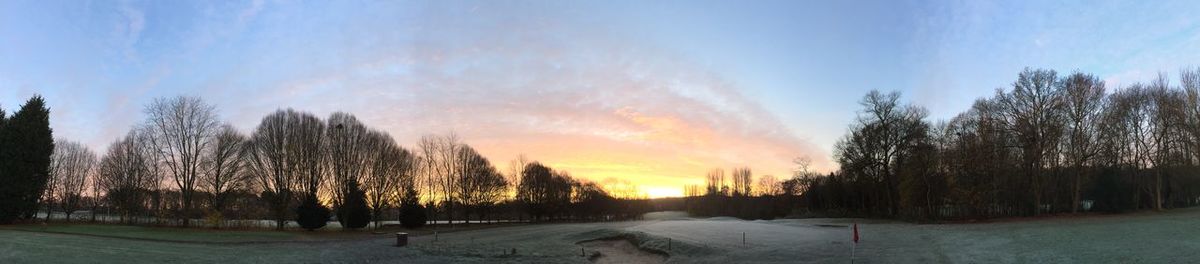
[337,183,371,229]
[399,203,427,229]
[296,194,330,231]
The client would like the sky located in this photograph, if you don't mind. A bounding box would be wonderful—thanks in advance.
[2,0,1199,198]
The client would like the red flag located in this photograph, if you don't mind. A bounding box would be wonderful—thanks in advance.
[852,223,859,243]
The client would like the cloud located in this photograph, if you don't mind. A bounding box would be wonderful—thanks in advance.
[28,2,826,196]
[215,2,829,192]
[98,65,172,146]
[238,0,265,23]
[116,1,145,61]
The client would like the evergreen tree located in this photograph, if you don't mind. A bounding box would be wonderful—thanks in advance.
[336,182,371,229]
[0,96,54,224]
[399,203,427,229]
[0,106,7,222]
[295,193,330,231]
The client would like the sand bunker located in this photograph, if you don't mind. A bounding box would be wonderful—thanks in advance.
[579,238,668,264]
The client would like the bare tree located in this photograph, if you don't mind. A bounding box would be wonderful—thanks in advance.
[996,68,1064,215]
[792,156,813,178]
[245,109,323,229]
[294,113,327,199]
[201,124,247,221]
[88,161,103,223]
[1146,75,1186,211]
[362,131,416,228]
[798,67,1200,218]
[143,96,219,226]
[705,168,725,195]
[454,146,508,223]
[1104,86,1148,209]
[517,162,568,220]
[418,134,461,224]
[1096,76,1187,211]
[1181,68,1200,170]
[507,154,530,199]
[1060,72,1106,213]
[42,155,59,221]
[755,175,780,196]
[731,167,752,196]
[684,185,703,197]
[325,112,372,208]
[51,140,97,222]
[834,90,929,215]
[98,130,156,224]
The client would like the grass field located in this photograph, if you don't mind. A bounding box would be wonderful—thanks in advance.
[3,209,1200,263]
[0,224,321,243]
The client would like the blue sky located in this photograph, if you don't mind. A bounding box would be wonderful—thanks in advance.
[3,0,1199,196]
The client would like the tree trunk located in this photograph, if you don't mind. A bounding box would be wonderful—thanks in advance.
[372,209,380,229]
[1071,167,1081,213]
[1131,170,1142,210]
[1154,171,1163,211]
[1032,168,1042,216]
[181,196,192,227]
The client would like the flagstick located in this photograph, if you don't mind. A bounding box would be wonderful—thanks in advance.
[850,223,857,264]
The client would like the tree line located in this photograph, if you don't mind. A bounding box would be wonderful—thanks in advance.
[679,67,1200,222]
[0,95,651,229]
[681,167,792,220]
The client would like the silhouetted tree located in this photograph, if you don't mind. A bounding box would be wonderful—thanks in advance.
[834,90,928,216]
[731,167,752,197]
[245,109,323,229]
[51,140,97,222]
[201,124,247,224]
[399,203,427,229]
[99,130,156,224]
[997,68,1065,214]
[418,134,460,224]
[1144,76,1187,210]
[325,112,371,211]
[296,194,330,231]
[796,67,1200,220]
[1182,68,1200,167]
[705,168,725,196]
[143,96,219,226]
[0,96,54,224]
[454,146,508,223]
[517,162,577,220]
[571,181,611,219]
[755,175,781,196]
[336,181,371,229]
[1060,72,1106,213]
[363,132,416,228]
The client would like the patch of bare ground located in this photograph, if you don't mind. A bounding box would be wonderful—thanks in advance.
[578,237,668,264]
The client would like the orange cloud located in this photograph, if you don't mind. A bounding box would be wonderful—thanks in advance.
[217,2,831,197]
